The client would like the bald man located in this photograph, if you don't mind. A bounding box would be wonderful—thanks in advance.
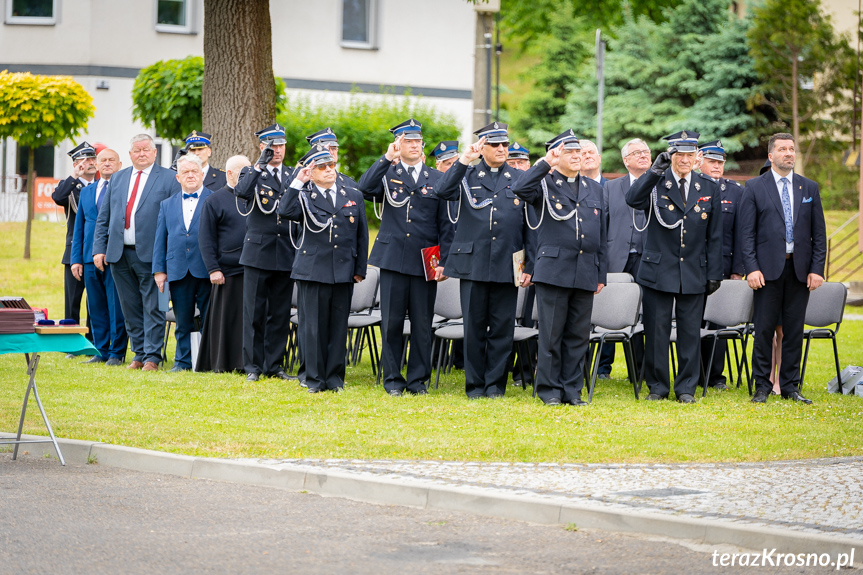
[71,149,128,365]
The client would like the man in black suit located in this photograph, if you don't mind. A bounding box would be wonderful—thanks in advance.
[434,122,534,399]
[698,140,745,390]
[233,124,297,382]
[625,131,723,404]
[92,134,182,371]
[596,138,651,379]
[739,133,826,404]
[357,119,454,396]
[279,145,369,393]
[182,131,227,191]
[53,142,97,327]
[511,130,607,406]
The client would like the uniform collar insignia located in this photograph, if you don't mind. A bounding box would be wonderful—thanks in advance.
[694,182,701,191]
[478,171,485,178]
[665,180,673,189]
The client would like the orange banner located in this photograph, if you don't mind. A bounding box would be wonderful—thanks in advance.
[33,177,61,214]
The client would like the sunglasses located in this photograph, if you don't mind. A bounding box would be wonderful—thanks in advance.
[314,162,336,170]
[485,142,510,148]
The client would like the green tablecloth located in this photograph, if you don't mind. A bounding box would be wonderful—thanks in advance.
[0,333,98,356]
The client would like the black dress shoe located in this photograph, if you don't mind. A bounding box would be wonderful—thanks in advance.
[169,365,190,373]
[709,382,728,391]
[81,356,107,364]
[783,391,813,404]
[487,394,504,399]
[299,380,308,388]
[543,397,563,406]
[105,358,123,366]
[332,387,345,394]
[677,394,696,404]
[65,353,77,359]
[273,370,298,380]
[751,390,770,403]
[467,395,484,400]
[568,398,588,406]
[646,394,666,401]
[246,373,259,382]
[387,390,403,397]
[411,388,429,396]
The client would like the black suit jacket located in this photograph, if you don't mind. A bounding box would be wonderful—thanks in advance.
[52,175,91,265]
[198,185,248,277]
[203,165,228,191]
[602,174,645,273]
[738,171,826,283]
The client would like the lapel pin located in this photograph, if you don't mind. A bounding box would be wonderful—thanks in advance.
[311,192,317,199]
[504,172,511,179]
[349,216,355,223]
[478,171,486,178]
[720,183,726,191]
[594,208,598,215]
[555,179,563,186]
[514,198,520,206]
[423,171,428,178]
[396,168,403,175]
[694,182,701,191]
[665,181,673,189]
[701,212,708,220]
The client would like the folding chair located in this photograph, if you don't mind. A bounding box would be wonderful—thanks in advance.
[346,266,382,380]
[698,279,754,397]
[586,282,643,402]
[800,282,847,392]
[512,286,538,391]
[431,278,462,390]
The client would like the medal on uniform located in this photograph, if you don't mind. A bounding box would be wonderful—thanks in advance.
[262,198,269,205]
[594,208,599,215]
[668,204,675,211]
[555,202,562,210]
[701,212,708,220]
[349,216,355,223]
[514,198,520,206]
[694,182,701,191]
[665,181,673,189]
[421,187,428,195]
[478,171,486,178]
[694,205,701,213]
[392,192,398,199]
[268,191,273,197]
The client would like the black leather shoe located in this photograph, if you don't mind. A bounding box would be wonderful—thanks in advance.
[387,390,403,397]
[467,395,484,400]
[332,387,344,394]
[299,380,308,388]
[487,394,504,399]
[411,388,429,396]
[81,356,106,364]
[105,358,123,366]
[568,398,588,406]
[709,382,728,391]
[246,373,259,382]
[751,390,770,403]
[308,387,324,393]
[273,370,298,380]
[169,366,189,373]
[646,394,666,401]
[783,391,813,404]
[543,398,563,406]
[677,394,696,404]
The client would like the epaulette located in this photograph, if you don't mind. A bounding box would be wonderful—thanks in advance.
[696,172,718,183]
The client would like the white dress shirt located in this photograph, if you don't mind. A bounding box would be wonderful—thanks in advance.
[95,178,109,206]
[182,186,203,230]
[670,170,692,202]
[772,168,795,253]
[123,164,153,245]
[401,162,421,183]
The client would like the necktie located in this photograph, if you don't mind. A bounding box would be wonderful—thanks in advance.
[407,166,416,182]
[96,181,107,211]
[183,192,199,200]
[272,167,281,187]
[125,170,141,230]
[780,177,793,244]
[328,189,336,207]
[678,177,687,204]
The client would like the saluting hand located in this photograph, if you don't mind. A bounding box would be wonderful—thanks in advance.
[256,144,274,170]
[385,135,404,162]
[650,148,676,176]
[459,137,486,165]
[296,164,313,184]
[543,145,562,168]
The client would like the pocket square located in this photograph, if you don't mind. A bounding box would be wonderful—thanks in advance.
[802,196,813,203]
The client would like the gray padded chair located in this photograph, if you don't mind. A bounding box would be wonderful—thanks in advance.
[432,278,462,390]
[800,281,847,392]
[512,286,539,391]
[697,279,754,397]
[347,266,381,378]
[587,282,643,402]
[606,272,634,283]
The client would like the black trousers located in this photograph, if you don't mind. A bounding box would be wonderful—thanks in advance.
[169,273,211,369]
[598,252,643,375]
[460,279,518,398]
[297,281,351,391]
[243,265,293,376]
[379,270,436,393]
[534,283,593,403]
[751,257,810,395]
[642,286,704,398]
[64,263,86,324]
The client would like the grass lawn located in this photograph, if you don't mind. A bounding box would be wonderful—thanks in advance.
[2,221,863,463]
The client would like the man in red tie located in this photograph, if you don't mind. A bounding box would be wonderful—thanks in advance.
[93,134,182,371]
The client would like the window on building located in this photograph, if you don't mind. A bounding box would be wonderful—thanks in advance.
[5,0,56,25]
[155,0,194,34]
[341,0,377,49]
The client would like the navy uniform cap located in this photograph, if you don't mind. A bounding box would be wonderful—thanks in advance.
[184,130,212,149]
[389,118,423,140]
[664,130,700,153]
[508,141,530,160]
[430,140,459,161]
[299,144,334,167]
[699,140,726,162]
[306,127,339,148]
[68,141,96,160]
[545,129,581,152]
[473,121,508,144]
[255,123,287,145]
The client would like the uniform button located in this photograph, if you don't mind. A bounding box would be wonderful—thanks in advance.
[579,250,583,254]
[579,218,583,222]
[335,234,338,238]
[303,250,307,253]
[334,245,338,248]
[407,220,412,223]
[581,234,584,238]
[680,257,684,261]
[186,233,189,237]
[406,233,410,237]
[277,234,280,237]
[457,248,461,252]
[681,244,685,248]
[492,237,496,240]
[576,203,580,207]
[683,230,687,234]
[334,225,338,228]
[186,248,189,251]
[494,194,498,198]
[684,216,687,220]
[493,222,497,225]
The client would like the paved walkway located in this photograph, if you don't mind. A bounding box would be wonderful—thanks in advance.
[238,456,863,541]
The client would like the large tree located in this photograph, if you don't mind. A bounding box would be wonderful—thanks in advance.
[132,55,204,144]
[203,0,278,165]
[0,71,94,258]
[748,0,854,174]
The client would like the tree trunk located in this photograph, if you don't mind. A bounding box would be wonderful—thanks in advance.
[791,54,804,176]
[23,146,34,259]
[202,0,275,167]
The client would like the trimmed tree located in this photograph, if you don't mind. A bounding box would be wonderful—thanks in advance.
[0,70,94,258]
[131,55,204,145]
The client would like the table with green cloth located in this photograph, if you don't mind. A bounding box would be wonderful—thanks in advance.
[0,333,97,466]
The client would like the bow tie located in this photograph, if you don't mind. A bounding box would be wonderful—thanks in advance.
[183,192,199,200]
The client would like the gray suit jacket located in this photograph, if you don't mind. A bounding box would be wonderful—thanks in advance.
[92,163,181,263]
[603,174,645,273]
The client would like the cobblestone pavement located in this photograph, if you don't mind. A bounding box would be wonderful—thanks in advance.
[237,456,863,540]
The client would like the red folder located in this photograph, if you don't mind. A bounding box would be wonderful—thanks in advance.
[420,245,441,281]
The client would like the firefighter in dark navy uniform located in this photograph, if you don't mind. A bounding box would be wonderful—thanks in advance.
[511,130,607,406]
[357,119,454,396]
[233,123,297,382]
[698,139,744,390]
[305,127,359,189]
[180,131,227,191]
[625,131,723,403]
[434,122,534,399]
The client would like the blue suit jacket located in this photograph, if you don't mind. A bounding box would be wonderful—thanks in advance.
[152,188,213,282]
[71,180,108,265]
[739,171,826,282]
[92,164,182,263]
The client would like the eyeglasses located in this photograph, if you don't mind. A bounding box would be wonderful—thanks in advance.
[625,150,651,158]
[485,142,510,148]
[314,162,336,170]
